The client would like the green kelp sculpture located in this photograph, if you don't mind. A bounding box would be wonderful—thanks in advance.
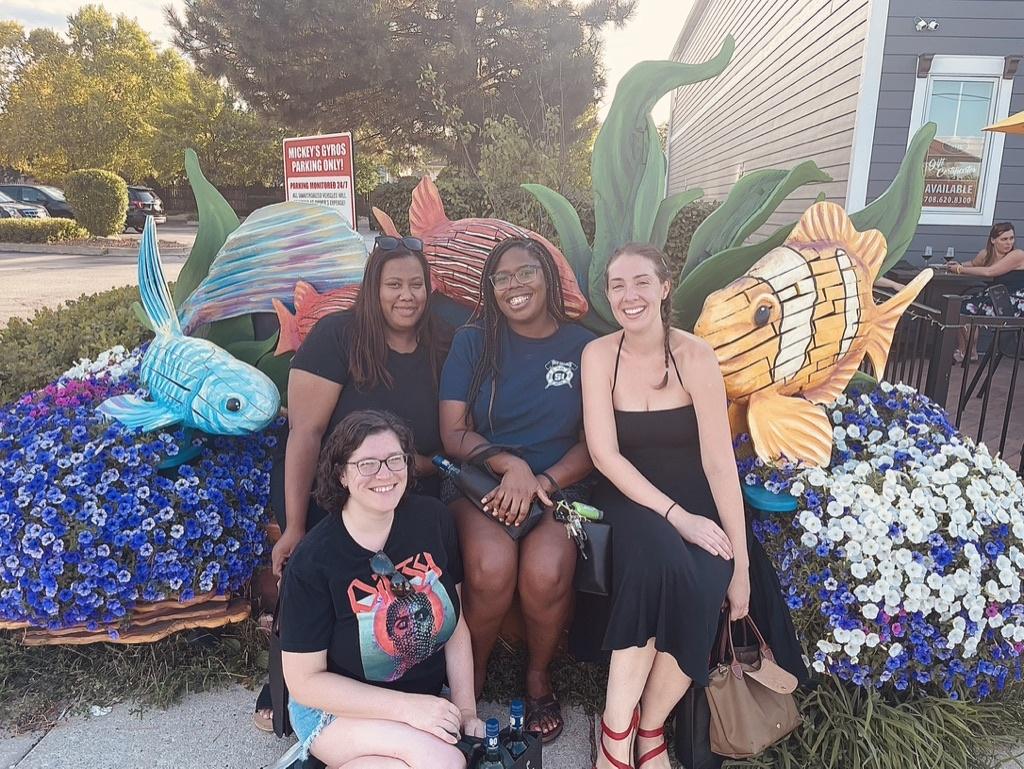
[525,34,935,332]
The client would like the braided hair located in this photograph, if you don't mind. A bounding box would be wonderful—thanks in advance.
[606,242,674,390]
[464,237,568,428]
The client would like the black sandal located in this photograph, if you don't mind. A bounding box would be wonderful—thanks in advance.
[525,692,564,744]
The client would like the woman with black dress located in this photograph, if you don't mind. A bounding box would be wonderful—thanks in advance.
[581,244,804,769]
[256,236,448,731]
[280,410,482,768]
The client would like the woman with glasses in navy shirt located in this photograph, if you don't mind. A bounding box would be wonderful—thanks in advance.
[439,238,595,743]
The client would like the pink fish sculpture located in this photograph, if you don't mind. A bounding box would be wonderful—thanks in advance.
[272,282,361,355]
[372,177,589,319]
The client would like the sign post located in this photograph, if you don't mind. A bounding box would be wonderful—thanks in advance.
[282,132,356,226]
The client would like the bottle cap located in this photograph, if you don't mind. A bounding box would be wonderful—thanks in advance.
[485,717,500,738]
[510,699,524,718]
[431,455,453,472]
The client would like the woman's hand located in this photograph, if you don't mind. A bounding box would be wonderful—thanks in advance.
[727,564,751,620]
[481,457,552,526]
[404,694,464,744]
[459,708,485,739]
[271,528,303,577]
[414,453,437,477]
[669,509,734,560]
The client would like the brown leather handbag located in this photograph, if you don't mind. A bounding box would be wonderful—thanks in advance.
[706,616,801,759]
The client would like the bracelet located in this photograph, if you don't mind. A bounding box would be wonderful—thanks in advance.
[664,502,679,519]
[540,471,558,493]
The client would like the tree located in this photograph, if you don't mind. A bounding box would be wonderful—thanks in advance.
[0,5,285,188]
[168,0,635,165]
[0,6,160,181]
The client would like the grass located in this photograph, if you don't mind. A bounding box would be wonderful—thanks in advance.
[0,619,266,733]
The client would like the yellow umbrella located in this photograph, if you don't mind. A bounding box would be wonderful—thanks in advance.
[984,110,1024,134]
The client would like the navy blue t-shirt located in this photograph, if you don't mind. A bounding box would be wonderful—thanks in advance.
[439,323,594,473]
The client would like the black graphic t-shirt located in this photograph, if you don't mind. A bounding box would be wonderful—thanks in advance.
[279,494,462,695]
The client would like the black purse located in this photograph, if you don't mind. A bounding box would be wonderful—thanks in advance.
[548,482,611,596]
[461,444,544,541]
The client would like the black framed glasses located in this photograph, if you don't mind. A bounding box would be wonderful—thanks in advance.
[489,264,541,291]
[375,235,424,252]
[369,551,413,597]
[346,453,410,477]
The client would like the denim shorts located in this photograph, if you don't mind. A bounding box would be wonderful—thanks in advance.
[288,700,335,761]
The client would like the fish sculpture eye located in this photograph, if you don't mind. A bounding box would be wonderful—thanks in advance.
[226,397,242,413]
[754,304,772,327]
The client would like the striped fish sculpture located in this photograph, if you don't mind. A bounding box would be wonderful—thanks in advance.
[177,202,367,334]
[694,202,932,467]
[372,176,589,319]
[98,218,280,435]
[272,281,360,355]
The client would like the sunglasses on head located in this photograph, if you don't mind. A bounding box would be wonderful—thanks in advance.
[369,551,413,597]
[375,235,424,253]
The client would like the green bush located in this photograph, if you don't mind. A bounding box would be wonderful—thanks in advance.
[0,218,89,243]
[64,169,129,237]
[664,199,720,279]
[0,285,149,404]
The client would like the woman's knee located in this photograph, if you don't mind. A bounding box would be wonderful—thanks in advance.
[518,548,574,603]
[463,544,518,598]
[408,741,465,769]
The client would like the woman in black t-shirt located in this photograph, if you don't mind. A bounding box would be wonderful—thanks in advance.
[273,236,448,577]
[280,410,483,767]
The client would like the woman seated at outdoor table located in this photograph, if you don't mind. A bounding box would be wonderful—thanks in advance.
[439,237,595,743]
[255,236,449,732]
[279,409,483,768]
[579,243,806,769]
[947,222,1024,360]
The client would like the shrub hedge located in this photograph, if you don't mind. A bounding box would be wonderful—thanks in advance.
[0,286,148,404]
[0,219,89,243]
[370,176,718,278]
[64,169,129,237]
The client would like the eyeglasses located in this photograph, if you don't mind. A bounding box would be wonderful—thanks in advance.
[489,264,541,291]
[346,453,410,476]
[375,235,424,252]
[369,551,413,597]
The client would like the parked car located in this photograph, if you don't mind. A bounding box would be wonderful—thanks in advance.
[0,184,75,219]
[125,186,167,232]
[0,190,49,219]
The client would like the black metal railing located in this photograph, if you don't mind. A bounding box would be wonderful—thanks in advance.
[878,289,1024,474]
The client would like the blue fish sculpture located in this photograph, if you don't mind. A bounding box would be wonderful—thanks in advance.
[98,218,280,435]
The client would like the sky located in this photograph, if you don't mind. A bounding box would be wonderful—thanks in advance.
[0,0,692,122]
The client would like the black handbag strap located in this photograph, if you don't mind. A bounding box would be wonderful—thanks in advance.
[465,442,524,468]
[269,572,291,738]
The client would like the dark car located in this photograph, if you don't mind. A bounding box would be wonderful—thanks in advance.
[0,190,49,219]
[125,186,167,232]
[0,184,75,219]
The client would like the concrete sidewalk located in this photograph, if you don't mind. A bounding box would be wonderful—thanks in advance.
[0,686,595,769]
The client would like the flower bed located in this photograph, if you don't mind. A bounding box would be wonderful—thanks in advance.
[743,382,1024,700]
[0,348,277,637]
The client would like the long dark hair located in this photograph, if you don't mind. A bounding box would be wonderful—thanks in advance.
[982,222,1015,267]
[606,242,674,390]
[348,243,444,390]
[315,409,416,513]
[464,237,568,425]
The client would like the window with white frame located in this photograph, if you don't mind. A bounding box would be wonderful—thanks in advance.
[909,56,1014,226]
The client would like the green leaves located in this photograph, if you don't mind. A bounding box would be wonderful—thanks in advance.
[521,183,593,291]
[673,223,794,331]
[650,189,704,252]
[681,160,831,279]
[171,149,240,308]
[852,122,936,277]
[587,36,735,325]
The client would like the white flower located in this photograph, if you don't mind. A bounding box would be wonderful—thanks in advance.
[862,603,879,620]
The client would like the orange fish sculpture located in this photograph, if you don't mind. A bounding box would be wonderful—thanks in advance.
[694,202,932,467]
[372,177,589,319]
[273,282,360,355]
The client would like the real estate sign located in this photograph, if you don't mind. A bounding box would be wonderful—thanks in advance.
[922,137,983,210]
[283,132,356,226]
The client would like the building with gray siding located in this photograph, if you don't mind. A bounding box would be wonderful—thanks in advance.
[667,0,1023,266]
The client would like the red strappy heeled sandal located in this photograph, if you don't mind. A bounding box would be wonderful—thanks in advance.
[635,722,668,767]
[595,706,640,769]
